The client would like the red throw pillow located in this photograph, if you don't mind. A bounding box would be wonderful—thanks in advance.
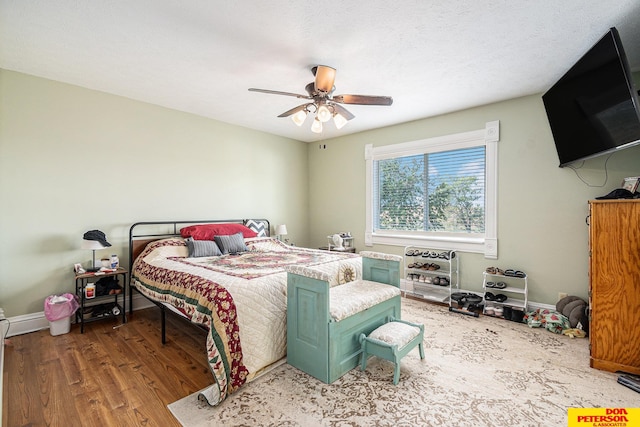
[180,223,257,240]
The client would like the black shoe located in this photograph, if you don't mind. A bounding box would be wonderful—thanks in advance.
[510,309,525,323]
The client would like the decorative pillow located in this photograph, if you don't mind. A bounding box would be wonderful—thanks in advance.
[185,237,222,257]
[338,263,357,284]
[214,232,248,254]
[180,223,257,240]
[243,219,268,237]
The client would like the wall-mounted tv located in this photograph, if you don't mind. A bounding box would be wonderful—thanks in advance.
[542,27,640,167]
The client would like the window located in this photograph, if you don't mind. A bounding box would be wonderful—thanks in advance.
[365,121,499,258]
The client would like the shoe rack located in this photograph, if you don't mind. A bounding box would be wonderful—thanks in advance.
[402,246,458,306]
[482,269,528,319]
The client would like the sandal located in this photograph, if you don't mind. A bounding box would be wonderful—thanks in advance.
[486,281,496,288]
[504,269,526,278]
[494,282,507,289]
[484,292,496,301]
[450,292,469,302]
[494,294,508,302]
[465,294,482,304]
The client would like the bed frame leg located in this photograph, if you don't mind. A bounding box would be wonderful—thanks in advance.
[160,305,166,344]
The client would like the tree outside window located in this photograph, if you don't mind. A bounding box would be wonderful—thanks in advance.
[374,146,485,234]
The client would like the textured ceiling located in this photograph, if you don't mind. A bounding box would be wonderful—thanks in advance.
[1,1,640,142]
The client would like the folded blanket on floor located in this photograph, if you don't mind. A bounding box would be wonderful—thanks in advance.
[524,308,570,334]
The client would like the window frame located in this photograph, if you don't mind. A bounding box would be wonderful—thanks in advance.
[365,121,499,258]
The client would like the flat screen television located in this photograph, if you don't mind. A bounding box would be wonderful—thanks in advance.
[542,27,640,167]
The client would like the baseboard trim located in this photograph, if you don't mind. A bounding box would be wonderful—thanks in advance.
[5,293,155,338]
[0,314,8,423]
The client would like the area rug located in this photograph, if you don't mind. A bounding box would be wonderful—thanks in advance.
[168,298,638,427]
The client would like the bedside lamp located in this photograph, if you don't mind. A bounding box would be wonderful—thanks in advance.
[275,224,288,242]
[82,230,111,272]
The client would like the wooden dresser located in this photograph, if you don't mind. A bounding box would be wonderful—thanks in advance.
[588,199,640,375]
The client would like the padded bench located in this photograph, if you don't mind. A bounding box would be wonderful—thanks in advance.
[286,251,402,383]
[359,318,425,384]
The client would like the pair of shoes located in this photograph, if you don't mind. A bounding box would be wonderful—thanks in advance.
[485,267,504,275]
[486,281,507,289]
[405,249,421,256]
[504,269,526,278]
[484,292,508,302]
[452,292,479,302]
[438,251,455,260]
[433,276,449,286]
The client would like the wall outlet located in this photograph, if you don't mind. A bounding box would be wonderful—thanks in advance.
[558,292,568,301]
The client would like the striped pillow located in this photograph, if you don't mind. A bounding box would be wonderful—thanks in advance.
[185,237,222,258]
[214,232,248,254]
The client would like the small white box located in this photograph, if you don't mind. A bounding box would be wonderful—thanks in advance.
[49,317,71,336]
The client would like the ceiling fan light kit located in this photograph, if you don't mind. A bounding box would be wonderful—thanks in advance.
[249,65,393,133]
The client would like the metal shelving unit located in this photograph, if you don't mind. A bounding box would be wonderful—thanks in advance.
[401,246,458,306]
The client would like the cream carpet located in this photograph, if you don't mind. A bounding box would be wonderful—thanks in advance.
[168,298,638,427]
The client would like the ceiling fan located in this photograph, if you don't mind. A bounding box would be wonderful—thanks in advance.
[248,65,393,133]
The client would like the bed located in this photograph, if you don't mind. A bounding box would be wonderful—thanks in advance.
[128,219,362,406]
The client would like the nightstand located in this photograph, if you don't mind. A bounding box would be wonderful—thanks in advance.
[75,267,127,333]
[319,246,357,253]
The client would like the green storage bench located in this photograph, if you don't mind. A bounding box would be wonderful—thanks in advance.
[286,251,402,383]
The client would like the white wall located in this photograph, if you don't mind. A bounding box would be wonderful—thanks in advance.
[0,69,309,317]
[307,94,640,305]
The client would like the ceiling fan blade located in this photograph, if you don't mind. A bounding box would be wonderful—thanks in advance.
[248,88,312,100]
[277,104,309,118]
[333,94,393,106]
[332,103,355,120]
[314,65,336,93]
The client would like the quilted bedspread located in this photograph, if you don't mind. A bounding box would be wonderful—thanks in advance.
[131,237,361,405]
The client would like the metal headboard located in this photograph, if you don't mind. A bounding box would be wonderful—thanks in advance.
[127,218,270,316]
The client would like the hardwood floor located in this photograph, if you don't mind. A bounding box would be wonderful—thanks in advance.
[3,308,213,426]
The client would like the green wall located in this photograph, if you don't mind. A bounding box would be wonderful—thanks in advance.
[0,69,309,317]
[307,94,640,305]
[2,68,640,317]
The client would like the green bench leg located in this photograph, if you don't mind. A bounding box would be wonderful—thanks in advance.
[359,320,425,385]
